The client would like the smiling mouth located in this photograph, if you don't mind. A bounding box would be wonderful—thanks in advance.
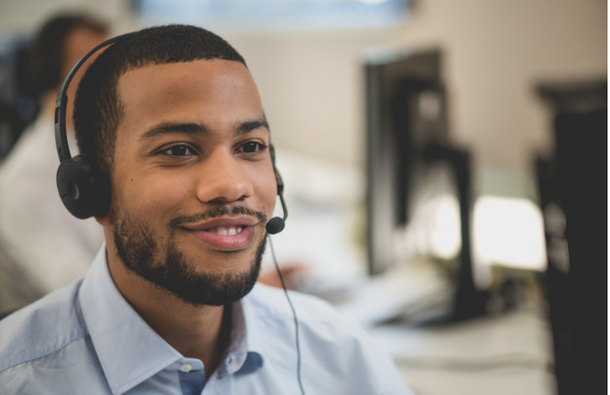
[183,222,257,251]
[204,225,246,236]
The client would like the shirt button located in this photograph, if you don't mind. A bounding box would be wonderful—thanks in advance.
[180,363,193,373]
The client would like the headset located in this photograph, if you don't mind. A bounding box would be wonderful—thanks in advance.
[54,33,288,233]
[54,32,304,394]
[54,35,122,220]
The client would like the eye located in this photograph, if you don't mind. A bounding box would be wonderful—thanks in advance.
[163,144,195,156]
[238,141,266,154]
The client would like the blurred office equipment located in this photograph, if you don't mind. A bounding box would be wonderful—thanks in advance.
[535,79,606,395]
[363,48,490,325]
[346,47,555,395]
[365,48,446,275]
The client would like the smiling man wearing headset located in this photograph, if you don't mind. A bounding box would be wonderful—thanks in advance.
[0,25,411,394]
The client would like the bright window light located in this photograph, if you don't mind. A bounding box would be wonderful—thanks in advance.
[131,0,410,31]
[402,193,462,261]
[473,196,547,271]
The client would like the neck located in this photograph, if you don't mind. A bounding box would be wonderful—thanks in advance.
[106,247,231,378]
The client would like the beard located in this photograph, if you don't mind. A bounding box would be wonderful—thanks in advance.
[112,204,267,306]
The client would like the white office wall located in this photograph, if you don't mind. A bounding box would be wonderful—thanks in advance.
[221,0,606,173]
[396,0,607,173]
[1,0,605,174]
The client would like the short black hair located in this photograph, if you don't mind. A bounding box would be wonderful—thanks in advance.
[29,12,108,97]
[73,24,247,173]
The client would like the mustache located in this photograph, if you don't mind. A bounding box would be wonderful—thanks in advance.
[168,206,267,228]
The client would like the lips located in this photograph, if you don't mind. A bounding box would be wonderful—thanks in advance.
[180,216,260,251]
[206,225,245,236]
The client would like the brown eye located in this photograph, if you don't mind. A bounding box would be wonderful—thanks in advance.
[165,145,192,156]
[242,142,261,153]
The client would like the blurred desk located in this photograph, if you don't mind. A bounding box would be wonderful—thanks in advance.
[367,303,556,395]
[324,258,556,395]
[269,150,557,394]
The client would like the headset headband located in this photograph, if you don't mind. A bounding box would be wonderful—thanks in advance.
[54,34,129,162]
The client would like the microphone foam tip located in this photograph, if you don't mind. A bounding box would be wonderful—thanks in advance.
[265,217,285,234]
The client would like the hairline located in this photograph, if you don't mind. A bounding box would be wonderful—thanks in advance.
[105,58,250,174]
[73,25,249,176]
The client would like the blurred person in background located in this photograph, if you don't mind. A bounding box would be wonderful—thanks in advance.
[0,13,110,314]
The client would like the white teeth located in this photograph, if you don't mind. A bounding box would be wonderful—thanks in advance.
[213,226,242,235]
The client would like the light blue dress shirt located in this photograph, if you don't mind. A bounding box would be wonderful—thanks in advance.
[0,246,412,394]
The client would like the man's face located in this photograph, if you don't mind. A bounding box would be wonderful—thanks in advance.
[108,59,277,306]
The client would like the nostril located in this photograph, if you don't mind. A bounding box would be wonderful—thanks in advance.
[207,197,226,204]
[205,194,248,204]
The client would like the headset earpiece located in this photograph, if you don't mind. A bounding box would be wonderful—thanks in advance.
[56,154,110,219]
[54,35,126,220]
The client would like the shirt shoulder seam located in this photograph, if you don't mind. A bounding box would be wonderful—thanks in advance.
[0,331,89,373]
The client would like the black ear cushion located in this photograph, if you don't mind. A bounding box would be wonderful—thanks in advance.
[56,155,110,219]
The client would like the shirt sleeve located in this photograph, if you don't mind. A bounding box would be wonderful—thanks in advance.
[287,290,415,394]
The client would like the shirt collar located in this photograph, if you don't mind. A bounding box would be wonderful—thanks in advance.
[241,284,268,357]
[78,244,181,395]
[78,245,265,393]
[216,298,264,378]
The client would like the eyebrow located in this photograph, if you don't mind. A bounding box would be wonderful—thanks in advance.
[236,119,270,135]
[139,119,269,141]
[139,122,208,141]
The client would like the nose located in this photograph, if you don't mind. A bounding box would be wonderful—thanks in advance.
[196,148,254,204]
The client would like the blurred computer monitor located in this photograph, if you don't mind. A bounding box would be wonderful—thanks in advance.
[364,48,488,322]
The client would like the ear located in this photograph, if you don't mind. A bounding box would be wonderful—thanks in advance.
[95,214,112,226]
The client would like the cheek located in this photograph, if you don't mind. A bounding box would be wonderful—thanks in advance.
[143,177,193,210]
[257,167,279,215]
[113,171,192,217]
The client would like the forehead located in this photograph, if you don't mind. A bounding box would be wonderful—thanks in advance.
[116,59,262,133]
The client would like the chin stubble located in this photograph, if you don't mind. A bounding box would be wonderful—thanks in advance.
[113,207,267,306]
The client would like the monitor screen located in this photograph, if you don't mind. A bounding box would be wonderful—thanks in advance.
[364,48,448,276]
[364,48,488,322]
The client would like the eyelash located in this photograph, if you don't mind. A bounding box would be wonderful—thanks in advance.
[159,141,268,157]
[162,144,196,157]
[237,141,267,154]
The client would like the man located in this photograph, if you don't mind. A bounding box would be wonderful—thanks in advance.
[0,14,109,312]
[0,25,412,394]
